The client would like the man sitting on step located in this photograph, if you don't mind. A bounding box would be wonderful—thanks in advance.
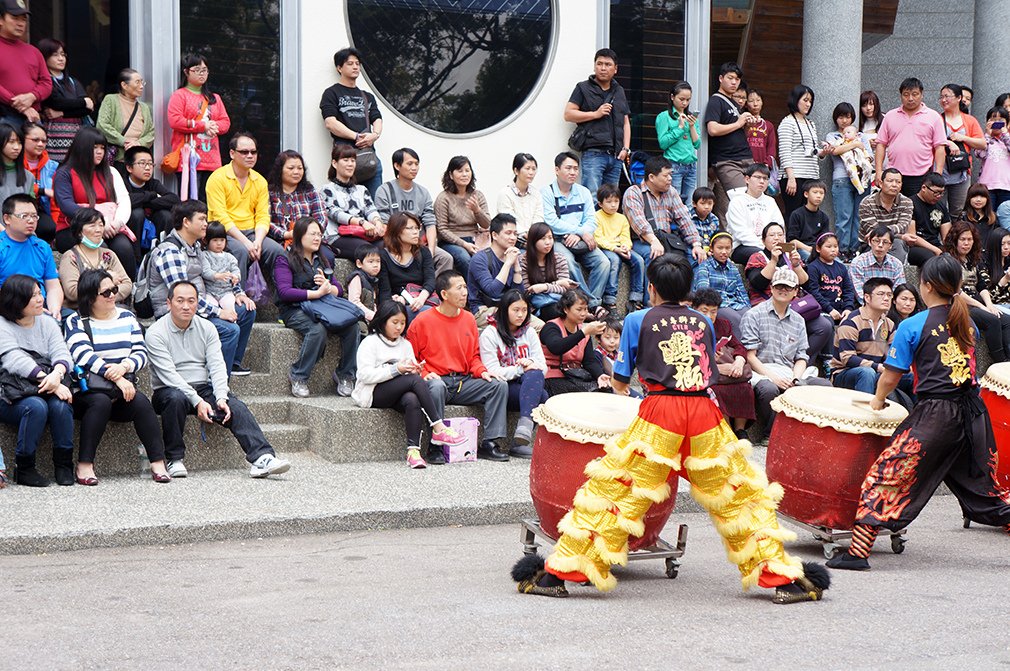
[146,281,291,479]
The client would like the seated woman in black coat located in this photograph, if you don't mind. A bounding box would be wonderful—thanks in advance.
[539,288,611,396]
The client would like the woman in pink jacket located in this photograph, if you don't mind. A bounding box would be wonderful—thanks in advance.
[166,53,231,200]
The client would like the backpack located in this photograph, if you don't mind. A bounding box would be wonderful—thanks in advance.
[629,151,650,186]
[132,233,183,319]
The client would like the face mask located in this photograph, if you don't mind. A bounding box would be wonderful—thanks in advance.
[82,237,103,250]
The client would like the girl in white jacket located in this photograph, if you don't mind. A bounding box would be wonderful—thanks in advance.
[352,301,465,469]
[478,289,548,457]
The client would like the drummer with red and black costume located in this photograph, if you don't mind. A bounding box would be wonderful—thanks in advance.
[511,253,831,604]
[829,254,1010,571]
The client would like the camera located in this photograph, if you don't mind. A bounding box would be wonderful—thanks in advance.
[209,409,229,425]
[806,147,820,158]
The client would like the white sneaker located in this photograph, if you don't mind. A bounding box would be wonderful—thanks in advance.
[166,460,188,478]
[249,454,291,478]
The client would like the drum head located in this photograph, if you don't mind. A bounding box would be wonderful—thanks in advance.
[532,392,641,444]
[981,362,1010,400]
[769,385,907,436]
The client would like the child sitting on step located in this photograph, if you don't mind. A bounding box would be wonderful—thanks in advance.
[346,244,381,329]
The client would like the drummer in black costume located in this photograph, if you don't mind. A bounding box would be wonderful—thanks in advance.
[829,254,1010,570]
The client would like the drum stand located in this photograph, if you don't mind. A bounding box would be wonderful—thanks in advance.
[519,518,688,579]
[779,513,908,559]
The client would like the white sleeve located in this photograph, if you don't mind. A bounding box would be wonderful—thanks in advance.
[110,169,131,226]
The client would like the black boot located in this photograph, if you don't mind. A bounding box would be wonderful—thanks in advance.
[53,449,75,486]
[15,454,50,488]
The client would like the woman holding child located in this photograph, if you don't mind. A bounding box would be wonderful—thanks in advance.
[825,102,872,261]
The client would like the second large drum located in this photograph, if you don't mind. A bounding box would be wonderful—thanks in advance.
[530,392,679,551]
[979,362,1010,490]
[766,386,908,530]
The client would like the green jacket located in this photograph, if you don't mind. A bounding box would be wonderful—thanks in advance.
[655,110,701,165]
[96,94,155,162]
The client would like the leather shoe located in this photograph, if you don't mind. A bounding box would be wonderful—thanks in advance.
[478,440,510,462]
[426,445,446,466]
[75,475,99,486]
[152,471,172,483]
[509,441,533,459]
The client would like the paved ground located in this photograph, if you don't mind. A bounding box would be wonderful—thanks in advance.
[2,494,1007,671]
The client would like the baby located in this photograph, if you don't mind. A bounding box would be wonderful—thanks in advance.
[200,220,241,311]
[835,125,874,194]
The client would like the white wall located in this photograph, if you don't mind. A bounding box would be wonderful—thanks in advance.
[299,0,599,207]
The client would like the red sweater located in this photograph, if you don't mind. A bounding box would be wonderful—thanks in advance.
[407,307,487,378]
[0,36,51,112]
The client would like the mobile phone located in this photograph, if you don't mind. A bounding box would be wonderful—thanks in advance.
[688,110,700,117]
[993,121,1006,130]
[779,242,795,253]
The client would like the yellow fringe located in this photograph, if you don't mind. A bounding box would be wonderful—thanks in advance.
[546,553,619,592]
[572,490,613,513]
[631,441,682,469]
[615,514,645,538]
[689,482,739,510]
[630,481,672,503]
[592,535,629,566]
[584,460,630,481]
[714,500,782,536]
[683,453,729,472]
[723,527,799,565]
[555,512,592,540]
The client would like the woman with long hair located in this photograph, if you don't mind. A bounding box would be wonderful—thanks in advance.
[858,90,883,140]
[273,216,360,398]
[985,228,1010,312]
[377,212,434,322]
[479,289,548,457]
[828,253,1010,571]
[519,221,578,320]
[825,102,872,259]
[51,127,135,274]
[942,220,1010,362]
[434,155,490,276]
[964,182,999,257]
[353,300,466,469]
[0,122,34,206]
[938,83,985,220]
[64,269,171,484]
[37,37,94,162]
[318,143,386,259]
[887,283,925,327]
[95,67,154,166]
[267,149,324,245]
[166,53,231,199]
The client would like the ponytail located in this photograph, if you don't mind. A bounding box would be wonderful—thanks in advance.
[947,293,975,354]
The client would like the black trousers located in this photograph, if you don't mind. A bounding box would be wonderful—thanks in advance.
[371,374,441,447]
[969,306,1010,363]
[151,384,273,464]
[907,246,936,268]
[856,396,1010,531]
[73,389,165,464]
[129,207,174,240]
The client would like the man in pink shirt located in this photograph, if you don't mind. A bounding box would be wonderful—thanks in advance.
[0,0,51,126]
[873,77,946,198]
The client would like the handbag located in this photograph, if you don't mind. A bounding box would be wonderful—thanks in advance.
[789,294,822,322]
[245,261,268,304]
[642,192,689,255]
[300,293,364,331]
[76,317,134,394]
[336,223,381,241]
[353,93,380,183]
[945,141,970,174]
[162,99,208,173]
[403,282,441,307]
[714,337,753,384]
[0,350,62,404]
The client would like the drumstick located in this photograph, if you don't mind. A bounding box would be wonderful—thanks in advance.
[851,398,889,411]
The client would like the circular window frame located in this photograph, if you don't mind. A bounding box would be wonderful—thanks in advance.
[344,0,559,139]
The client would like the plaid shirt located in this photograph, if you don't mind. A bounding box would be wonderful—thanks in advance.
[740,299,810,367]
[690,207,721,249]
[848,251,906,297]
[151,232,242,319]
[622,184,699,245]
[692,257,749,310]
[269,188,325,241]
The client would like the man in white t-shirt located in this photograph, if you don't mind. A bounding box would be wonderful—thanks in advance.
[724,163,784,263]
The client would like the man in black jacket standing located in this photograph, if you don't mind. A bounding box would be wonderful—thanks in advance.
[564,48,631,204]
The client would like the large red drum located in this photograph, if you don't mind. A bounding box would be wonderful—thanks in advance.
[979,363,1010,490]
[530,393,678,551]
[766,387,908,530]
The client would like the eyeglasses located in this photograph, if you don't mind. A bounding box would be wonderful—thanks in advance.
[870,239,893,247]
[188,67,209,74]
[132,160,154,167]
[8,213,39,222]
[870,291,893,298]
[771,284,796,290]
[132,79,147,86]
[926,187,945,196]
[234,149,257,156]
[98,287,118,298]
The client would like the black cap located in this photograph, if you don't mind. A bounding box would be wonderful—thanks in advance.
[1,0,30,16]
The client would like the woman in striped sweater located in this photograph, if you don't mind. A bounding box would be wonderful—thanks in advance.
[65,269,170,484]
[777,85,830,220]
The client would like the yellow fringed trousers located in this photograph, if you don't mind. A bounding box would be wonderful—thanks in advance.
[545,395,804,592]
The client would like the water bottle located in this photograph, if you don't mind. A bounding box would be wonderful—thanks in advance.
[137,444,150,478]
[74,365,88,392]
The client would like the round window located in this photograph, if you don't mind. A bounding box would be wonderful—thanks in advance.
[346,0,555,135]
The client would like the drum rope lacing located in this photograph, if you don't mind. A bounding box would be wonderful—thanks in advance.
[980,374,1010,401]
[532,406,624,444]
[769,396,905,437]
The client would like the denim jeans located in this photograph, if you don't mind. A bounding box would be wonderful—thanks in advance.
[833,366,915,397]
[554,242,609,307]
[670,162,698,204]
[507,370,548,418]
[632,240,697,272]
[440,237,474,277]
[281,307,359,381]
[580,149,623,202]
[529,292,561,314]
[831,178,864,254]
[209,304,256,372]
[0,394,74,460]
[601,249,646,303]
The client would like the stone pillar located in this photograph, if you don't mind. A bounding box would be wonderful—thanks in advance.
[801,0,863,214]
[973,0,1010,118]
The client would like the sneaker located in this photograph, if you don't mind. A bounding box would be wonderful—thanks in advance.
[406,448,427,469]
[334,373,354,397]
[430,426,466,447]
[166,460,188,478]
[249,454,291,478]
[290,379,310,398]
[231,364,251,377]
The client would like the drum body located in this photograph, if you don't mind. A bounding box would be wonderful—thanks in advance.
[766,387,908,530]
[979,362,1010,490]
[530,393,678,551]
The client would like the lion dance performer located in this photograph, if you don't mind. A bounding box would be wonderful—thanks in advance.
[511,254,830,604]
[828,254,1010,570]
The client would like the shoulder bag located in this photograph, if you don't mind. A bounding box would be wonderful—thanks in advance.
[108,101,140,166]
[74,317,135,394]
[944,123,970,174]
[300,293,365,331]
[162,98,208,173]
[642,190,689,256]
[0,349,68,404]
[353,93,380,183]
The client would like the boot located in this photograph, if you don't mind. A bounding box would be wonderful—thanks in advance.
[53,449,75,486]
[15,454,50,488]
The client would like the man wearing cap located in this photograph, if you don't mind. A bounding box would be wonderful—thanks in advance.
[0,0,51,126]
[740,266,830,440]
